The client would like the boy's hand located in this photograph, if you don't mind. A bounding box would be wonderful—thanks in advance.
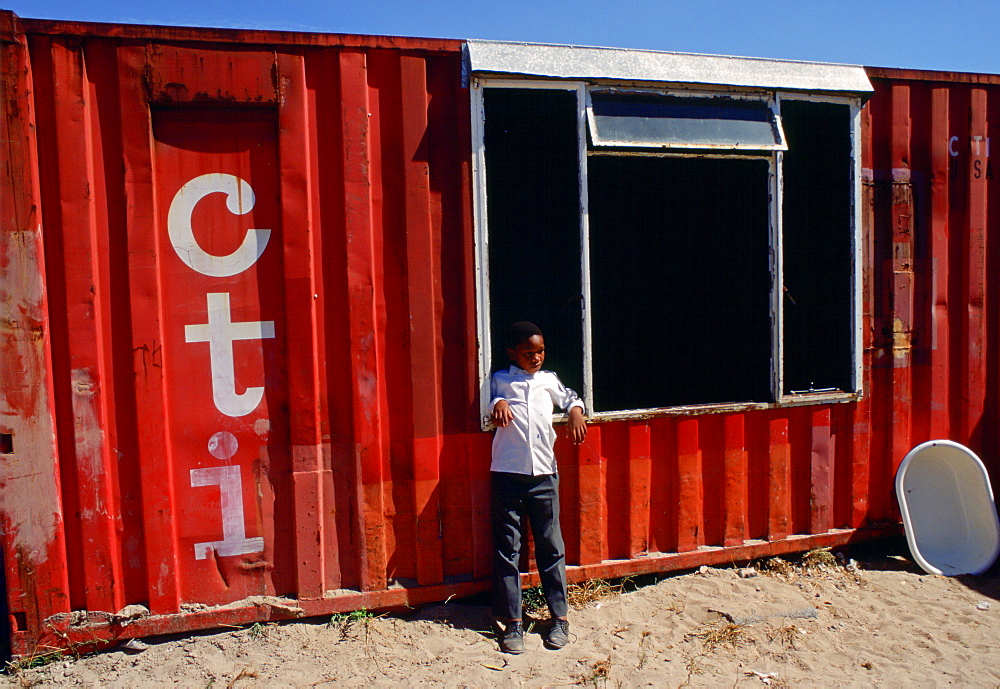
[492,399,513,427]
[568,406,588,444]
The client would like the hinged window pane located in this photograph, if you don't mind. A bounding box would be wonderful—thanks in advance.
[588,92,786,150]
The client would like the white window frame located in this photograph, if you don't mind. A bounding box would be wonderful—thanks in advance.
[773,91,865,404]
[472,78,864,428]
[472,79,590,427]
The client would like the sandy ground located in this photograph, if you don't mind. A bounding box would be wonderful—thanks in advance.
[4,538,1000,688]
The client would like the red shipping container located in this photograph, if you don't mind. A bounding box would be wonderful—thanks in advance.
[2,12,998,658]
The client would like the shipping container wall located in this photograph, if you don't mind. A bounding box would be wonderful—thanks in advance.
[1,16,486,656]
[862,71,1000,486]
[2,13,998,658]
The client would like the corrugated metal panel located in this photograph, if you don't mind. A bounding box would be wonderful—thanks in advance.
[2,14,997,659]
[1,13,479,656]
[861,69,999,488]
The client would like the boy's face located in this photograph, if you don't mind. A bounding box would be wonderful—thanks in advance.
[508,334,545,374]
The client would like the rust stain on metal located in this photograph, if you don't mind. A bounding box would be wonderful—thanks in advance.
[143,43,281,104]
[271,52,284,104]
[18,16,462,53]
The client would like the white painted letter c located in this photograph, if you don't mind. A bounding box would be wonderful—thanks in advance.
[168,173,271,277]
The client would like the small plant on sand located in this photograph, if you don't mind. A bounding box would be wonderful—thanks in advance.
[6,649,65,675]
[7,651,60,673]
[6,638,97,677]
[327,608,387,673]
[521,585,549,617]
[247,622,276,641]
[329,608,374,626]
[328,608,381,642]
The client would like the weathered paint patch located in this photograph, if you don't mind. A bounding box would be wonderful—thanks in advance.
[71,368,106,493]
[0,228,63,563]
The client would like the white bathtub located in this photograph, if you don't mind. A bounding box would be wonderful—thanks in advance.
[895,440,1000,576]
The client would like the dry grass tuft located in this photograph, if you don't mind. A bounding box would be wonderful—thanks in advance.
[577,657,612,687]
[226,667,259,688]
[757,557,795,577]
[801,548,839,572]
[689,622,755,652]
[637,630,652,669]
[524,578,626,617]
[680,653,707,686]
[755,549,864,584]
[768,623,802,649]
[567,578,623,609]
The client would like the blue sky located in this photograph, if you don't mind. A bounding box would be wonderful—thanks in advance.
[7,0,1000,74]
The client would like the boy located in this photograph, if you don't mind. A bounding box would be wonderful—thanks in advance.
[490,321,588,654]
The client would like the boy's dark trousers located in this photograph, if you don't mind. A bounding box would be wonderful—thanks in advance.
[490,471,568,620]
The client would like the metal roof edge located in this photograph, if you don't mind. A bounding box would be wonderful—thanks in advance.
[865,65,1000,85]
[15,14,463,52]
[466,40,873,94]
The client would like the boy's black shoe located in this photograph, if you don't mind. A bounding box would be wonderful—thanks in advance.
[545,618,570,649]
[500,620,525,654]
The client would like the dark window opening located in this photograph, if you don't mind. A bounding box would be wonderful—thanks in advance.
[588,155,772,410]
[781,100,853,394]
[483,88,584,394]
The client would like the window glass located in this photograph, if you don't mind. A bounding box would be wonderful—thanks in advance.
[590,93,784,150]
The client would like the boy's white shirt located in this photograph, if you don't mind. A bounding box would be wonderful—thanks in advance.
[490,365,585,475]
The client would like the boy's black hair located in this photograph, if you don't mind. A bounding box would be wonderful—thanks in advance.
[506,321,543,348]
